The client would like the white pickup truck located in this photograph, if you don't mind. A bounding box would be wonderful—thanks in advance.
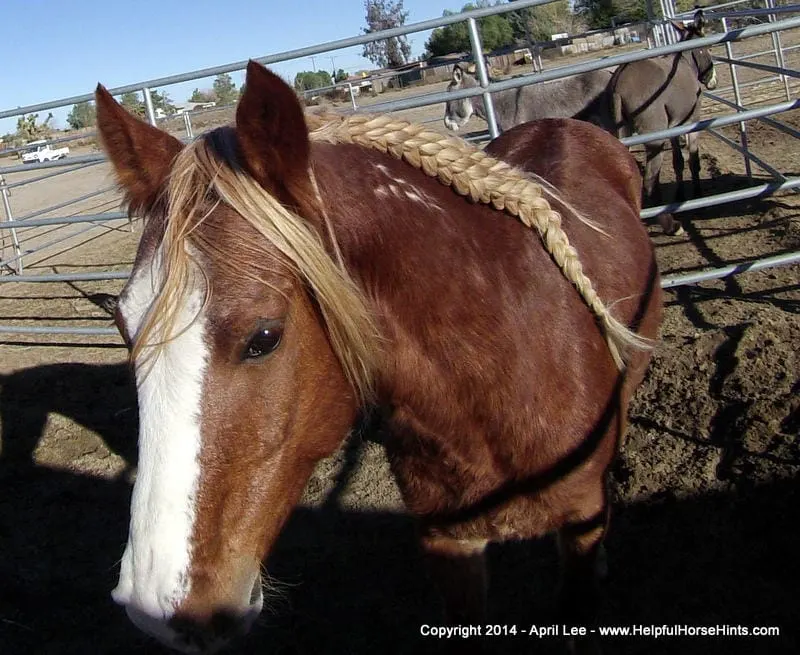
[21,140,70,164]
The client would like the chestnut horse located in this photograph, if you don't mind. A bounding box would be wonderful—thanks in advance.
[96,61,661,653]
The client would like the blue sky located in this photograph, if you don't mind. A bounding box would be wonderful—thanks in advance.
[0,0,468,134]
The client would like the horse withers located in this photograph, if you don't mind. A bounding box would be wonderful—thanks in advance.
[444,63,615,134]
[96,61,662,653]
[611,9,718,235]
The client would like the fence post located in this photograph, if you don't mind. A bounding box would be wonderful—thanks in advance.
[721,17,753,180]
[183,111,194,139]
[467,17,500,139]
[0,174,23,274]
[646,0,658,48]
[143,87,157,126]
[766,0,791,102]
[347,82,358,111]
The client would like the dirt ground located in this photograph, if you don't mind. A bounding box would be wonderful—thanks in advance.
[1,30,799,655]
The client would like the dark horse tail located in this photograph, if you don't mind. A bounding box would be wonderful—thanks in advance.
[611,91,627,139]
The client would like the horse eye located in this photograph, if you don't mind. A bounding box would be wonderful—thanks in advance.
[242,323,283,361]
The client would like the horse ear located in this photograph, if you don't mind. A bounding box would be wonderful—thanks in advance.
[693,8,706,33]
[452,65,463,83]
[95,84,183,211]
[236,61,310,192]
[670,19,688,34]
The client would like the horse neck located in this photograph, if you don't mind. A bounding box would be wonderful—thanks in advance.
[471,87,516,130]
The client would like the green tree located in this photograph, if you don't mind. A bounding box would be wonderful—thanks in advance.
[425,3,515,58]
[212,73,238,106]
[189,88,215,103]
[120,91,146,117]
[294,70,334,91]
[151,90,176,116]
[67,101,97,130]
[16,113,54,141]
[334,68,349,83]
[573,0,647,29]
[508,0,584,42]
[426,10,470,56]
[362,0,412,68]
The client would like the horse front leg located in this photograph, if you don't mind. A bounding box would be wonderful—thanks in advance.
[642,142,665,207]
[670,137,685,202]
[646,142,683,235]
[688,132,702,199]
[421,534,488,653]
[557,503,609,655]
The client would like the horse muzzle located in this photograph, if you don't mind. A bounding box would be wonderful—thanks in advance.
[704,69,718,90]
[443,115,461,131]
[114,571,264,653]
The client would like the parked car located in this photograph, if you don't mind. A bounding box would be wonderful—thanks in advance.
[20,140,69,163]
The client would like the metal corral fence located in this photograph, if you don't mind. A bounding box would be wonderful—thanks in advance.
[0,0,799,337]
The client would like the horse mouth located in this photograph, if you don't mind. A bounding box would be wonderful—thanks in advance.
[443,116,461,131]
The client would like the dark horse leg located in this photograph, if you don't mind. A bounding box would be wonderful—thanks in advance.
[671,137,685,202]
[645,141,684,236]
[557,488,609,655]
[688,132,702,199]
[421,535,488,654]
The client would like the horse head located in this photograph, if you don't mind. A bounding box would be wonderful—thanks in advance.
[673,9,718,90]
[443,63,480,131]
[97,61,376,653]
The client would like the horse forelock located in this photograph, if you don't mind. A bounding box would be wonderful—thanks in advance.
[130,126,380,403]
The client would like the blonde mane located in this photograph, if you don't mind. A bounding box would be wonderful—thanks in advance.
[310,113,650,369]
[133,112,649,396]
[131,135,380,402]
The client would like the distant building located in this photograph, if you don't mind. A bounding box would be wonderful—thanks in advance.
[174,101,217,114]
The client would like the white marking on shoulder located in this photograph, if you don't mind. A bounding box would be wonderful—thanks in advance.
[373,164,443,212]
[112,245,208,622]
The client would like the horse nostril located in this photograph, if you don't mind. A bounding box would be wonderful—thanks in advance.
[249,576,262,605]
[169,611,242,651]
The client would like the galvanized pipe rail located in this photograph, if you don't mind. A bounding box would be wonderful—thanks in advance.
[1,3,798,336]
[5,161,102,189]
[0,217,129,269]
[641,178,800,218]
[14,185,118,224]
[0,212,128,230]
[3,248,800,338]
[363,17,800,116]
[706,128,786,180]
[704,91,800,140]
[713,55,800,80]
[0,0,554,122]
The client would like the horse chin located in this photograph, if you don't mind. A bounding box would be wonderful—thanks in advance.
[125,604,262,655]
[443,116,461,132]
[120,574,264,654]
[704,70,718,90]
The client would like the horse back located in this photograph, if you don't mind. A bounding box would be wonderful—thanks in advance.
[310,127,661,531]
[486,118,642,223]
[517,69,614,128]
[486,118,660,385]
[610,54,701,129]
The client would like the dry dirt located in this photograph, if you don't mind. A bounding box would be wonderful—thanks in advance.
[1,31,799,655]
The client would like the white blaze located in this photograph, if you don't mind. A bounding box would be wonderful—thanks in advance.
[112,248,208,622]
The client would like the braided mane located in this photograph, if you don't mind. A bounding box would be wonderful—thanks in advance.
[309,113,650,370]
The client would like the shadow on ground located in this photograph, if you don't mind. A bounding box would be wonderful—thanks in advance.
[0,363,797,654]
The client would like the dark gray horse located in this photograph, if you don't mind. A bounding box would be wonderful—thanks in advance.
[443,64,615,134]
[610,10,717,235]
